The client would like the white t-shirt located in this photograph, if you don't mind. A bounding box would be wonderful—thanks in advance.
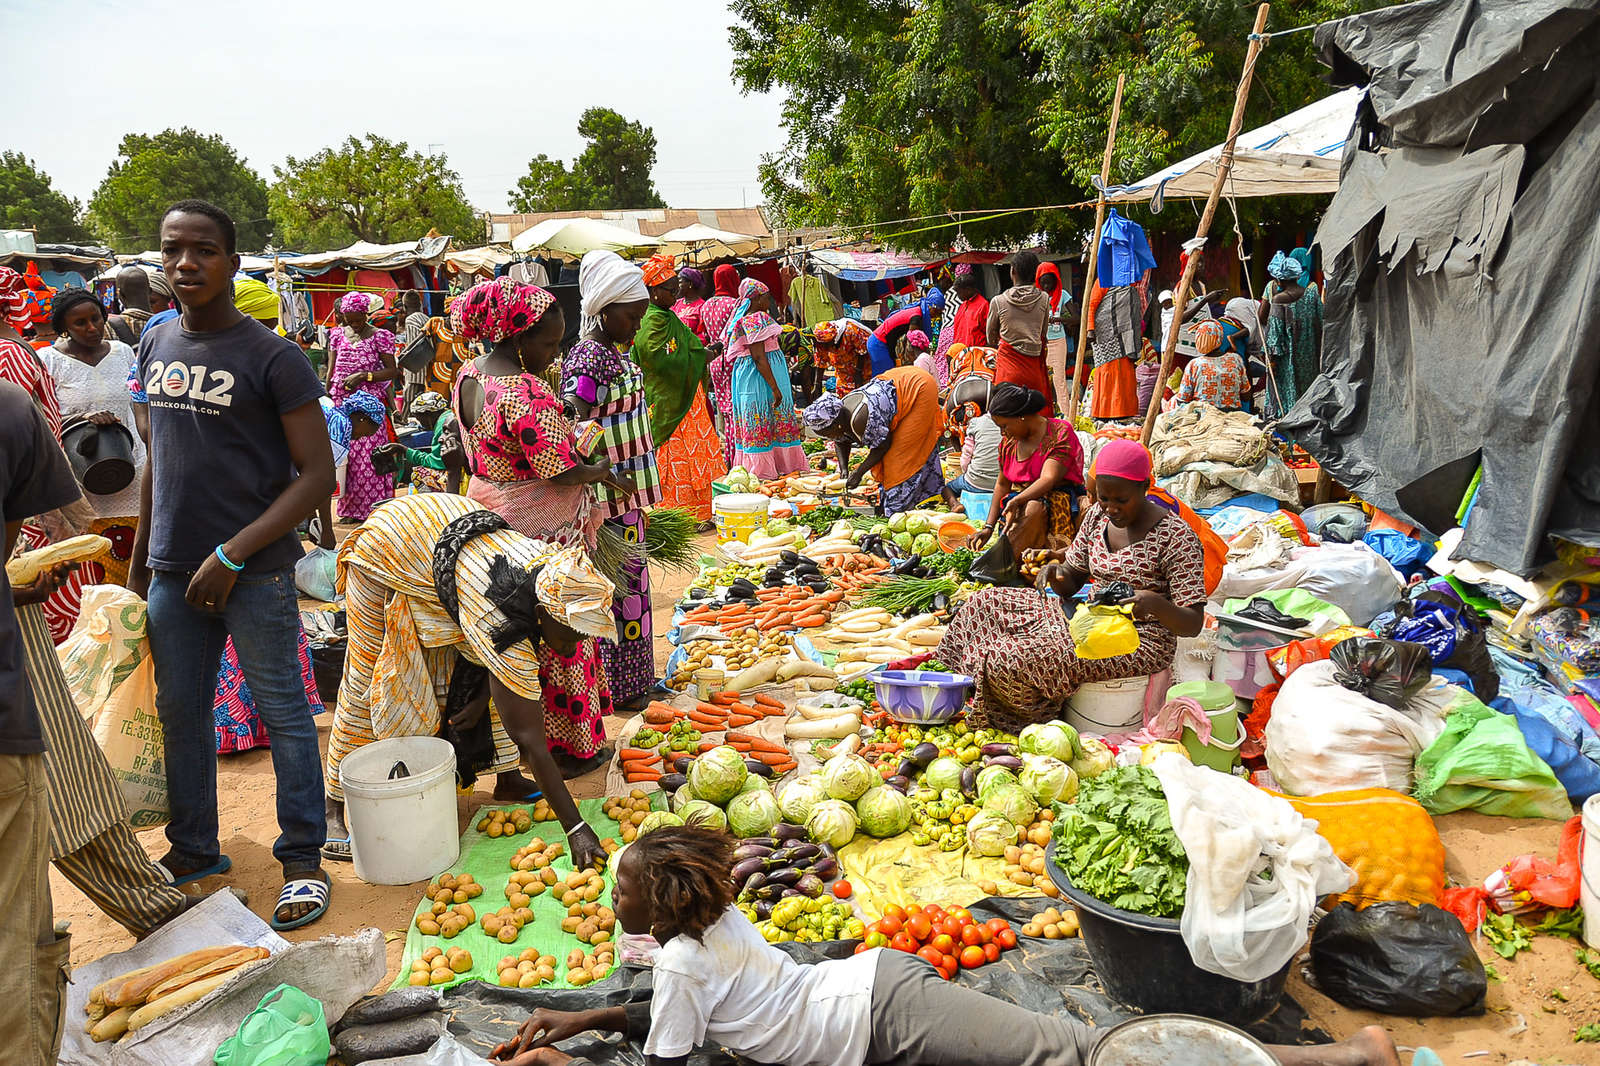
[40,341,146,518]
[645,907,880,1066]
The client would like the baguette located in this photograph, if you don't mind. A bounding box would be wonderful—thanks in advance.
[143,946,269,1001]
[89,1006,134,1043]
[104,945,242,1008]
[5,534,110,584]
[89,961,164,1007]
[126,971,235,1032]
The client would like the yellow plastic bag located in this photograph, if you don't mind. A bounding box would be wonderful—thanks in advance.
[1068,603,1141,660]
[1272,788,1445,908]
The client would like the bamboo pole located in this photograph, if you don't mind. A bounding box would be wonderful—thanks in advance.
[1066,73,1125,422]
[1141,3,1272,445]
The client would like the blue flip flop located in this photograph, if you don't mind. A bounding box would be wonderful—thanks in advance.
[270,872,331,931]
[156,855,232,887]
[321,836,353,863]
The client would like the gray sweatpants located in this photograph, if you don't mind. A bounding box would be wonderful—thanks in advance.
[866,950,1102,1066]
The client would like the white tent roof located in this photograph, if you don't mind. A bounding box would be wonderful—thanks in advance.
[510,218,661,258]
[1106,88,1361,204]
[281,236,451,273]
[117,251,277,273]
[444,246,516,274]
[655,223,764,259]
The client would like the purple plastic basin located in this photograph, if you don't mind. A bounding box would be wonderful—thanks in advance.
[872,670,974,724]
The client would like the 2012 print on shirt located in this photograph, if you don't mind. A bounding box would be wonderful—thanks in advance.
[145,359,236,410]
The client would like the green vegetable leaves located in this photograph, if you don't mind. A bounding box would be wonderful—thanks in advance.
[1483,911,1534,959]
[1051,766,1186,918]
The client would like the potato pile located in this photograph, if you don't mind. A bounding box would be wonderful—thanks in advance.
[1021,906,1079,939]
[497,948,559,989]
[560,900,616,945]
[509,839,565,872]
[508,866,560,904]
[669,631,794,687]
[410,946,473,986]
[427,872,485,903]
[1002,842,1059,897]
[603,790,653,843]
[1021,809,1055,847]
[480,904,536,943]
[416,901,476,938]
[565,943,615,987]
[552,867,606,907]
[477,808,533,837]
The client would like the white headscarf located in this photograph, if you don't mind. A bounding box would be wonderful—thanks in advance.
[578,250,649,333]
[1224,297,1260,341]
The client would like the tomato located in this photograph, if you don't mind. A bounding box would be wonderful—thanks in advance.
[854,942,870,955]
[917,945,944,967]
[832,880,853,900]
[996,928,1018,951]
[877,915,902,938]
[891,932,917,953]
[883,904,909,923]
[960,945,986,969]
[985,918,1010,935]
[941,953,961,974]
[937,918,964,939]
[948,908,973,926]
[906,914,933,942]
[976,924,995,945]
[865,931,889,950]
[937,963,956,981]
[983,941,1001,963]
[923,905,946,922]
[960,924,983,947]
[930,933,956,956]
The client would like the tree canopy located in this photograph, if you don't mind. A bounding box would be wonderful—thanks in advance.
[509,108,667,213]
[270,135,480,249]
[730,0,1398,250]
[0,153,92,244]
[87,129,270,252]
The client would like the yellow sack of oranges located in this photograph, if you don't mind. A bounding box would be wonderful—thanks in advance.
[1272,788,1445,908]
[1068,603,1141,660]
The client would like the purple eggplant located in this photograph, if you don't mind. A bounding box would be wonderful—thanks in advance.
[658,772,687,793]
[795,873,826,898]
[984,755,1024,772]
[744,758,775,778]
[809,856,839,879]
[960,766,978,797]
[896,758,919,780]
[731,857,766,883]
[772,823,808,842]
[672,755,692,776]
[818,842,838,863]
[981,742,1015,757]
[781,888,806,898]
[732,842,775,861]
[766,867,804,887]
[773,842,821,864]
[886,775,912,793]
[754,900,775,920]
[752,883,788,901]
[909,741,940,767]
[743,870,768,893]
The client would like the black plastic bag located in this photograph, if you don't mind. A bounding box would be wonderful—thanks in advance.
[968,530,1021,586]
[1329,637,1433,709]
[1309,902,1486,1016]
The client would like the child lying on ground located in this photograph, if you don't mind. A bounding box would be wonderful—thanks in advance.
[489,827,1402,1066]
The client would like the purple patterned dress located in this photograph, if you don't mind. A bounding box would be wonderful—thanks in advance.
[328,326,398,520]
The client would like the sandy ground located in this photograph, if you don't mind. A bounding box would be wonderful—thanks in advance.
[50,533,1595,1063]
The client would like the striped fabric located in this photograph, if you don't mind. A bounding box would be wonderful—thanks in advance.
[562,340,663,519]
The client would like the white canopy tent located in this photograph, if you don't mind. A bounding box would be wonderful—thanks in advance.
[510,218,660,258]
[279,236,451,274]
[655,223,764,260]
[1105,88,1361,205]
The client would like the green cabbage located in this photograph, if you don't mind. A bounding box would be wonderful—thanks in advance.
[966,810,1020,856]
[888,512,908,534]
[1019,754,1078,805]
[737,774,771,796]
[976,765,1018,802]
[982,782,1039,827]
[1069,736,1116,781]
[855,786,912,838]
[1019,720,1081,762]
[636,811,684,836]
[906,515,930,536]
[912,533,937,555]
[688,745,749,805]
[671,784,695,813]
[821,753,877,802]
[677,799,727,831]
[777,776,828,824]
[805,799,858,848]
[923,756,965,793]
[726,790,783,838]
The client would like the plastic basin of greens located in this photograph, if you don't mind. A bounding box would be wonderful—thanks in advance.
[1044,840,1289,1025]
[872,670,972,724]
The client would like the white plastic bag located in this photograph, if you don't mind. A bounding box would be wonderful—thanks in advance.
[1151,753,1351,983]
[1264,659,1450,795]
[295,546,339,603]
[1212,542,1404,626]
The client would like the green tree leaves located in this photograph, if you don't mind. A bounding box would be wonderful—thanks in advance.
[86,128,270,252]
[0,153,91,243]
[270,135,480,248]
[508,108,666,213]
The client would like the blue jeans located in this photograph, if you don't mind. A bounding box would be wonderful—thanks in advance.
[147,567,325,875]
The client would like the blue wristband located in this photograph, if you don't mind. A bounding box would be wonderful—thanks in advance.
[214,545,244,572]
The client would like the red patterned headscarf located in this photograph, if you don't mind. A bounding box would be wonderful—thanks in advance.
[0,266,30,330]
[713,264,740,297]
[450,277,557,344]
[641,253,677,287]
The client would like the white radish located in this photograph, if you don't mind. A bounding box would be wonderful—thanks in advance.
[785,712,860,739]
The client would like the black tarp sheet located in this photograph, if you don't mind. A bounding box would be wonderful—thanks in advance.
[430,898,1326,1064]
[1280,0,1600,575]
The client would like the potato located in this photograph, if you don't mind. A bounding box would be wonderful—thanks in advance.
[450,953,473,974]
[561,916,581,933]
[569,971,592,987]
[1008,870,1034,886]
[430,967,453,984]
[1043,925,1062,939]
[567,949,585,968]
[422,947,442,962]
[515,907,534,925]
[499,969,519,987]
[416,918,440,935]
[497,925,519,944]
[537,964,556,982]
[590,930,611,945]
[1003,845,1022,865]
[409,972,431,987]
[518,971,542,988]
[1036,877,1059,898]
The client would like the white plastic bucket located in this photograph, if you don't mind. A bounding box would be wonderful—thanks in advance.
[1067,675,1152,734]
[341,736,460,885]
[1583,793,1600,947]
[713,492,770,544]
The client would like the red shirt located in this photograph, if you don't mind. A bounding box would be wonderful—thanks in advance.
[952,293,990,349]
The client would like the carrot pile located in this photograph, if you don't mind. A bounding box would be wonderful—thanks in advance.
[726,730,798,774]
[618,748,662,783]
[630,695,795,780]
[680,600,760,629]
[750,585,845,630]
[819,554,891,595]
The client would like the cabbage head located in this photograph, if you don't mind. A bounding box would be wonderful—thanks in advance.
[636,811,684,836]
[688,745,749,805]
[923,756,965,793]
[1069,737,1116,781]
[1139,741,1189,766]
[727,789,783,838]
[738,773,771,796]
[966,810,1020,856]
[677,799,727,831]
[976,765,1018,803]
[821,753,877,802]
[671,784,695,813]
[805,799,858,848]
[855,786,912,838]
[776,776,828,824]
[982,782,1039,827]
[1019,754,1078,805]
[1019,720,1081,762]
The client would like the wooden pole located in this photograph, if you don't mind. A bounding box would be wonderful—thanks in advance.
[1141,3,1272,445]
[1066,73,1125,422]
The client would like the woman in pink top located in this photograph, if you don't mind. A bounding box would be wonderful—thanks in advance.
[972,383,1083,554]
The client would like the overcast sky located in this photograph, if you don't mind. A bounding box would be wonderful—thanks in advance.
[1,0,785,222]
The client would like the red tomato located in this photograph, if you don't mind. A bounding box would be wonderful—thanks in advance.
[996,928,1018,951]
[960,924,983,947]
[976,924,995,945]
[960,945,986,969]
[938,919,964,939]
[907,914,933,942]
[832,880,853,900]
[936,963,956,981]
[877,915,902,937]
[941,953,961,974]
[883,904,909,923]
[923,905,946,922]
[930,933,956,956]
[918,945,944,967]
[891,932,917,953]
[948,908,973,926]
[854,942,870,955]
[983,942,1001,963]
[865,931,889,950]
[985,918,1010,935]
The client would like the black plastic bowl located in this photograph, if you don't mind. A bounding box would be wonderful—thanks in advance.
[1044,840,1289,1025]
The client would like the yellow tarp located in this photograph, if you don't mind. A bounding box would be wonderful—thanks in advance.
[837,835,1048,922]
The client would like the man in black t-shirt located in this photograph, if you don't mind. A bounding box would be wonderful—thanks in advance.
[1,381,83,1063]
[130,200,338,931]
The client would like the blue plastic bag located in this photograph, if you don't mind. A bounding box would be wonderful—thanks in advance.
[1362,528,1430,578]
[1490,696,1600,801]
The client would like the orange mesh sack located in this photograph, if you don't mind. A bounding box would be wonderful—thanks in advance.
[1272,788,1446,908]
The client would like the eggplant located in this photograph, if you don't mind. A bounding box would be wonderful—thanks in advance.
[744,758,775,779]
[980,743,1015,758]
[753,883,788,901]
[896,758,919,780]
[732,857,766,884]
[658,772,688,794]
[672,755,692,776]
[773,842,821,864]
[809,856,839,879]
[984,755,1024,772]
[909,741,940,767]
[818,842,838,862]
[885,774,912,793]
[742,873,768,896]
[687,587,708,600]
[960,766,978,797]
[779,550,800,566]
[806,580,830,594]
[795,873,826,898]
[765,867,804,887]
[781,888,806,899]
[754,899,775,920]
[930,592,951,612]
[772,823,808,842]
[732,842,775,860]
[891,554,922,575]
